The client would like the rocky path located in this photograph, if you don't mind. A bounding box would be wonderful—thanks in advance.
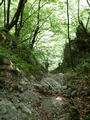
[0,56,71,120]
[0,74,70,120]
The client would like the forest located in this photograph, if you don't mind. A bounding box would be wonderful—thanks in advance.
[0,0,90,120]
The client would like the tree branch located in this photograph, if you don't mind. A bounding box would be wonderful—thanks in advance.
[78,0,80,23]
[86,0,90,7]
[0,0,3,6]
[86,14,90,28]
[22,1,48,27]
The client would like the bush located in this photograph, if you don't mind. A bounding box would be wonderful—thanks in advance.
[84,114,90,120]
[76,57,90,74]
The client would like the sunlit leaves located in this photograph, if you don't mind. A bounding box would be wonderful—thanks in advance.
[42,0,57,3]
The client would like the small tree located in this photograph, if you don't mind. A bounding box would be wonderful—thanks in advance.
[67,0,75,71]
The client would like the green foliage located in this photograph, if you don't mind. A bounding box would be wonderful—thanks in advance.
[10,55,30,74]
[76,57,90,73]
[11,77,19,82]
[69,105,77,111]
[42,0,57,2]
[0,0,89,71]
[0,46,30,73]
[68,80,78,89]
[68,103,80,120]
[0,46,9,56]
[84,115,90,120]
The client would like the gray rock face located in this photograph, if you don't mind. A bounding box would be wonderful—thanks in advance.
[0,72,70,120]
[20,77,30,85]
[39,73,67,94]
[41,96,65,117]
[0,99,32,120]
[0,98,42,120]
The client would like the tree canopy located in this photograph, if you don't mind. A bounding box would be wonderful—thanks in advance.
[0,0,90,70]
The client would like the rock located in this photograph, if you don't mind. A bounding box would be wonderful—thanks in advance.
[0,56,70,120]
[53,73,67,86]
[30,75,36,81]
[71,90,77,96]
[65,88,72,96]
[20,77,30,85]
[41,96,70,119]
[17,85,24,92]
[9,87,13,92]
[0,99,40,120]
[55,113,70,120]
[19,90,40,106]
[40,73,67,94]
[0,99,20,120]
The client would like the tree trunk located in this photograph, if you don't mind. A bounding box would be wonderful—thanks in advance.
[6,0,26,31]
[7,0,11,26]
[30,26,39,49]
[15,3,25,37]
[30,0,41,49]
[67,0,75,71]
[4,0,6,27]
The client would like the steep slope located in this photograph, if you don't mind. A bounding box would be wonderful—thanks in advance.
[0,31,47,80]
